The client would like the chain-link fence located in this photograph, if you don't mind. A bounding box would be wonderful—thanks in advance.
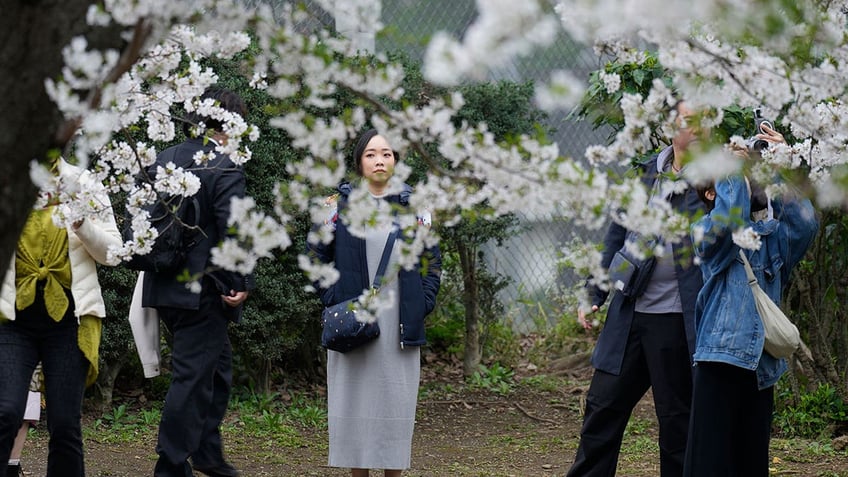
[256,0,611,332]
[374,0,609,332]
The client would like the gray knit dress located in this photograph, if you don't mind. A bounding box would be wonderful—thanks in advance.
[327,201,421,470]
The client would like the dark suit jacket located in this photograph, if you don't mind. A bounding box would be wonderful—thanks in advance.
[142,138,252,314]
[588,153,704,375]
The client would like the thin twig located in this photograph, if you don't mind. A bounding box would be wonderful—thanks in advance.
[514,402,558,425]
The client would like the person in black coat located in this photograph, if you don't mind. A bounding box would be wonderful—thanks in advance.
[567,102,706,477]
[143,87,253,477]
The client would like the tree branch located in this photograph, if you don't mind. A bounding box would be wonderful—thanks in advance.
[54,18,153,150]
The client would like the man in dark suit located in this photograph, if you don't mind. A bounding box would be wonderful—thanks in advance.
[142,87,252,477]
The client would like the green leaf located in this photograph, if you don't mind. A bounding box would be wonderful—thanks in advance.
[632,69,646,86]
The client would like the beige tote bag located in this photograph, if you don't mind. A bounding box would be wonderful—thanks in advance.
[739,250,800,359]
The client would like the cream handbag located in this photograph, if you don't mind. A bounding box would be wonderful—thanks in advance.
[739,250,800,359]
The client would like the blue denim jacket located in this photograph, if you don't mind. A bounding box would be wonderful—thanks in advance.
[691,176,817,389]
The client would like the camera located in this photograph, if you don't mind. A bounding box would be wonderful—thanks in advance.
[745,108,773,153]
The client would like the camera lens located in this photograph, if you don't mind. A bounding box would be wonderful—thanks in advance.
[752,139,769,152]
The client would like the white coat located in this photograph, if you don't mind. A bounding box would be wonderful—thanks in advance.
[129,272,161,378]
[0,161,121,321]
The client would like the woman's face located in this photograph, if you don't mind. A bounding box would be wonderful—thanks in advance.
[360,134,395,187]
[673,101,709,150]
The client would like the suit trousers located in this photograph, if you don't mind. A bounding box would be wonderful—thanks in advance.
[153,290,233,477]
[0,290,88,477]
[683,362,774,477]
[567,312,692,477]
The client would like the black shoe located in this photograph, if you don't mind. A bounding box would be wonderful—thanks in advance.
[6,463,22,477]
[191,462,240,477]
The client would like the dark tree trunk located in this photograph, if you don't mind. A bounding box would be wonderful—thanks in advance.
[251,358,273,394]
[458,243,481,378]
[0,0,123,272]
[89,354,128,413]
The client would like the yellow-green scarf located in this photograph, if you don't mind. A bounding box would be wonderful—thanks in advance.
[15,208,72,321]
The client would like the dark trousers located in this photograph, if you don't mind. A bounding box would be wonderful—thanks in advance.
[683,362,774,477]
[567,312,692,477]
[153,291,233,477]
[0,293,88,477]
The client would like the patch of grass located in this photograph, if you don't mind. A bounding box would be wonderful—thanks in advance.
[84,404,158,444]
[772,438,817,463]
[138,407,161,427]
[624,416,654,437]
[81,387,327,449]
[225,389,327,447]
[518,374,569,393]
[467,363,515,396]
[537,435,571,453]
[102,404,130,429]
[620,434,659,458]
[486,434,535,450]
[419,381,459,400]
[286,393,327,429]
[228,414,303,446]
[231,388,280,414]
[770,437,848,466]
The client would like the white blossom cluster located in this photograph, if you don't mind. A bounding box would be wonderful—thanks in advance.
[732,227,763,251]
[212,196,291,275]
[534,69,586,112]
[351,287,398,325]
[38,1,272,269]
[35,0,848,299]
[598,71,621,94]
[424,0,560,85]
[557,0,848,204]
[583,82,677,166]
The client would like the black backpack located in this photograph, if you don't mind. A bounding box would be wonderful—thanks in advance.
[122,173,203,274]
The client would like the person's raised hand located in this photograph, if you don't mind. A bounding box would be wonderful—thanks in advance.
[757,123,786,145]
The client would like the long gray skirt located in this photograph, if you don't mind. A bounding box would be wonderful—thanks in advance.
[326,228,421,470]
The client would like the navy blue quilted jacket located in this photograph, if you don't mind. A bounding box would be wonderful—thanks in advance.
[308,182,441,347]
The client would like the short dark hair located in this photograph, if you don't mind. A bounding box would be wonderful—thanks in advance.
[697,179,768,216]
[183,86,247,137]
[350,129,399,176]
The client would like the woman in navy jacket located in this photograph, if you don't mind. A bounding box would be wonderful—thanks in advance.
[307,129,441,477]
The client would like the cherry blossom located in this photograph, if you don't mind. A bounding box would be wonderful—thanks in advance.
[31,0,848,303]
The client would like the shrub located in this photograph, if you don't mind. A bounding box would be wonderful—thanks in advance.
[774,383,848,439]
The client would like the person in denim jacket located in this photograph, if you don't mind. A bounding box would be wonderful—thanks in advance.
[684,151,818,475]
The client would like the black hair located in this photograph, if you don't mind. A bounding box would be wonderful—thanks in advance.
[696,183,716,213]
[749,180,769,213]
[351,129,399,176]
[697,179,769,216]
[183,86,247,137]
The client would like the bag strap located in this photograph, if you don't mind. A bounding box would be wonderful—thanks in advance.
[371,224,399,290]
[739,249,758,286]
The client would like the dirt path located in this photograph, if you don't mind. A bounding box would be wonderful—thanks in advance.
[18,380,848,476]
